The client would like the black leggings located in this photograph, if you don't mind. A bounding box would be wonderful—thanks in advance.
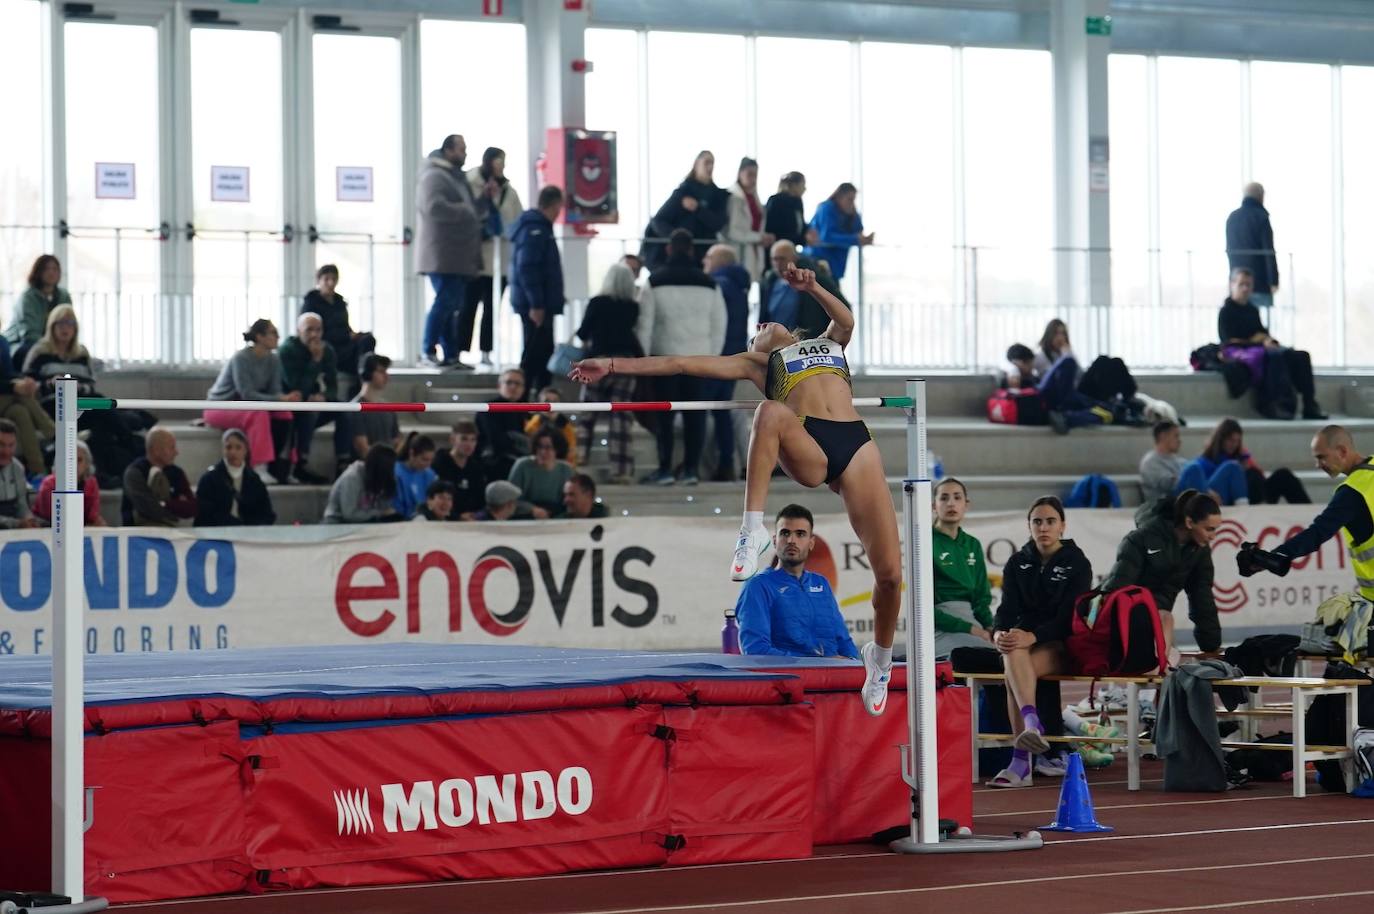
[1245,466,1312,504]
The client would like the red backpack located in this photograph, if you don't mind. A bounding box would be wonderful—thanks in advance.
[1066,586,1169,677]
[986,388,1047,426]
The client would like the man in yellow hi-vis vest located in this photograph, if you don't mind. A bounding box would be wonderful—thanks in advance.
[1238,426,1373,596]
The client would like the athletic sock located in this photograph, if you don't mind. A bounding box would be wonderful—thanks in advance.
[1020,704,1044,734]
[741,510,765,532]
[1007,749,1031,779]
[874,644,893,670]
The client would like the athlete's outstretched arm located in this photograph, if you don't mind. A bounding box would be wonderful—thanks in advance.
[785,265,854,346]
[570,353,760,385]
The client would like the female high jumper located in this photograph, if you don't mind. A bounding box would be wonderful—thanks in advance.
[570,265,901,714]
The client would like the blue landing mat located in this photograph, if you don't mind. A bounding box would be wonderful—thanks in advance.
[0,643,862,709]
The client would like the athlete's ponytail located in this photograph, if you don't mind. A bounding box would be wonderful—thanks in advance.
[1173,488,1220,527]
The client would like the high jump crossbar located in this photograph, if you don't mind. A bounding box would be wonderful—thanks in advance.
[75,397,914,414]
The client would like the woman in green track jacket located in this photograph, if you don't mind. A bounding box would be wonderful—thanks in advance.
[931,478,995,658]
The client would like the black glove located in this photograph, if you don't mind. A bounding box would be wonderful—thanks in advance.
[1236,542,1292,578]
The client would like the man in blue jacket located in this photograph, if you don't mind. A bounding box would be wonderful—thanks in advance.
[1225,183,1278,309]
[510,185,565,393]
[736,504,859,658]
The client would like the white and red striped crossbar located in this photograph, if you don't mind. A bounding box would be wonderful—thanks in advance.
[79,396,912,414]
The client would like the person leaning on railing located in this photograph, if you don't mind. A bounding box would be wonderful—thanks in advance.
[724,157,774,282]
[763,171,812,248]
[640,150,730,268]
[3,254,71,368]
[803,183,874,282]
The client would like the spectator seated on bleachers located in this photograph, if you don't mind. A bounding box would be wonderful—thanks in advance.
[34,440,102,527]
[473,479,521,521]
[122,427,197,527]
[412,479,456,522]
[508,428,574,519]
[557,473,608,520]
[23,303,144,486]
[1219,267,1325,420]
[1100,490,1224,660]
[279,311,347,484]
[1140,421,1188,502]
[1033,319,1116,434]
[477,368,531,481]
[349,353,401,460]
[324,443,401,524]
[394,432,438,520]
[0,418,37,529]
[1181,418,1309,506]
[523,387,577,464]
[204,319,297,485]
[3,254,71,368]
[1003,343,1040,389]
[302,263,375,400]
[194,428,276,527]
[436,420,491,519]
[432,419,486,520]
[0,334,53,478]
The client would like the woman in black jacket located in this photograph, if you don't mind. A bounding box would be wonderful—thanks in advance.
[194,429,277,527]
[641,151,730,267]
[574,263,644,482]
[1101,489,1222,658]
[763,171,811,247]
[989,495,1093,788]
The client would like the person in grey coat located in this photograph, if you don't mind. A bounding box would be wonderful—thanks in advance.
[414,134,491,367]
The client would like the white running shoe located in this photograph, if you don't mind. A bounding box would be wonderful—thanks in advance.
[860,641,891,717]
[729,526,773,582]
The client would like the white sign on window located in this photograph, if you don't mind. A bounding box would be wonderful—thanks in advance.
[336,167,374,202]
[211,165,251,203]
[95,162,136,200]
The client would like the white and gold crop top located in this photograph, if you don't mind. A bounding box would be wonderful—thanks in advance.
[765,338,852,402]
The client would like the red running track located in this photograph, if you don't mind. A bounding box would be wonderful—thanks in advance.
[119,761,1374,914]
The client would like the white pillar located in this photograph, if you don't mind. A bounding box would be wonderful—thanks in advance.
[524,1,590,301]
[52,377,85,901]
[1052,0,1113,352]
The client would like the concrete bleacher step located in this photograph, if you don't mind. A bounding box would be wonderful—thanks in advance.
[140,410,1372,494]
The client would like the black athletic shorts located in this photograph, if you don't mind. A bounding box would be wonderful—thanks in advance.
[801,417,873,484]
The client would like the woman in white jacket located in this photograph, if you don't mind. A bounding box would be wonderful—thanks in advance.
[725,158,774,282]
[462,147,524,368]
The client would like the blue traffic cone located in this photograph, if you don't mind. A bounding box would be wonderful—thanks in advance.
[1041,752,1112,833]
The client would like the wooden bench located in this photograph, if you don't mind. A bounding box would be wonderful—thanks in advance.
[956,672,1368,798]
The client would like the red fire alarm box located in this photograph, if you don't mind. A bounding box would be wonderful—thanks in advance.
[543,127,618,225]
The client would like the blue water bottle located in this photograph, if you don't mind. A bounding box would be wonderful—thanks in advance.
[721,609,741,654]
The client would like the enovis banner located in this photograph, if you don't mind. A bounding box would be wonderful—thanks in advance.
[0,507,1349,656]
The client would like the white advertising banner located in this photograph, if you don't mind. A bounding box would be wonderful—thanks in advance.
[0,507,1350,657]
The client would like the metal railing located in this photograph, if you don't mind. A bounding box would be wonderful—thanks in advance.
[2,222,1355,372]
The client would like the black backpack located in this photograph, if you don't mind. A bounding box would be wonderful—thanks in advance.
[1078,355,1138,403]
[1306,661,1374,792]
